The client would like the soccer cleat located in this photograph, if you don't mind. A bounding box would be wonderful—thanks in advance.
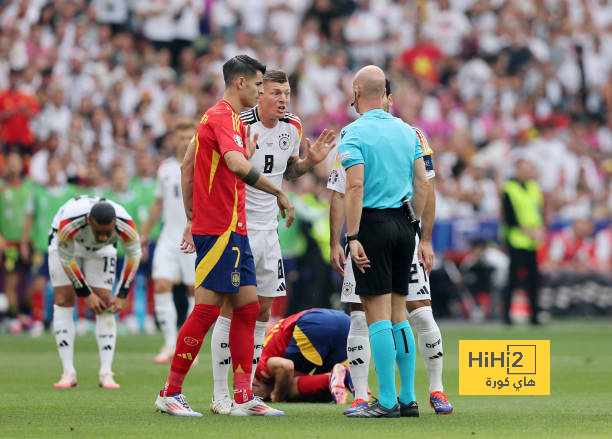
[154,346,174,364]
[343,398,369,415]
[399,401,419,417]
[210,395,233,415]
[30,320,44,338]
[99,373,120,389]
[329,363,349,404]
[346,399,400,418]
[230,397,285,416]
[155,392,203,417]
[54,372,77,388]
[430,391,453,414]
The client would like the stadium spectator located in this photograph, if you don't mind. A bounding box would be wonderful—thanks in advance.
[0,69,39,150]
[0,0,611,332]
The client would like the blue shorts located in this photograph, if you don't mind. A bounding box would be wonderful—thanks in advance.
[194,232,256,293]
[284,309,350,374]
[32,251,49,278]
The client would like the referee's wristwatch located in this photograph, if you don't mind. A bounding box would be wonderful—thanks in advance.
[345,233,359,243]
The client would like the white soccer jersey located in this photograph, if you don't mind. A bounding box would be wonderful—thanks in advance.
[154,157,189,244]
[327,126,436,195]
[240,106,302,231]
[49,195,141,294]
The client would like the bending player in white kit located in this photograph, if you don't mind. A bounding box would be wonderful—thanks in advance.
[141,120,198,364]
[209,69,336,413]
[328,80,453,415]
[50,196,141,388]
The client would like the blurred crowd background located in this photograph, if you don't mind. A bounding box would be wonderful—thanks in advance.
[1,0,612,335]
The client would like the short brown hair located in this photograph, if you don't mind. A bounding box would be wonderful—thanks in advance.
[175,118,198,132]
[263,69,288,84]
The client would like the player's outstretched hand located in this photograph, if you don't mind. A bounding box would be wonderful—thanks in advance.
[110,296,127,314]
[84,293,106,315]
[305,129,337,164]
[245,125,259,160]
[330,243,346,276]
[349,239,370,274]
[277,191,295,228]
[180,221,195,254]
[418,239,434,275]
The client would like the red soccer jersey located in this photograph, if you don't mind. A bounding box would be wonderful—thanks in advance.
[191,99,248,236]
[256,310,308,382]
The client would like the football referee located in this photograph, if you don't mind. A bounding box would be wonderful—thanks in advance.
[340,65,429,418]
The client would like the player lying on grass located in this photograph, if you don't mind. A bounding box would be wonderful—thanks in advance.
[251,308,354,403]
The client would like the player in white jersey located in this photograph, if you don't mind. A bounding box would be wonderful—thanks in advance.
[49,196,141,389]
[209,69,336,414]
[328,80,453,415]
[140,121,198,364]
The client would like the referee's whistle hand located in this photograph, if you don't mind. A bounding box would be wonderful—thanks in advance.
[349,240,370,274]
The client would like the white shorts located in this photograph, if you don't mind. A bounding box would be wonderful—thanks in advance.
[152,238,196,285]
[249,229,286,298]
[340,234,431,303]
[48,246,117,291]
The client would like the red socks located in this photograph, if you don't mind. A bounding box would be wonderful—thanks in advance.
[164,304,220,395]
[230,301,260,404]
[297,374,330,397]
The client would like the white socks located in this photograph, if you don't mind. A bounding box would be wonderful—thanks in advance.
[95,311,117,375]
[154,292,177,349]
[53,305,76,375]
[187,296,195,316]
[408,306,444,393]
[251,320,267,383]
[347,311,371,401]
[211,316,232,399]
[210,316,267,398]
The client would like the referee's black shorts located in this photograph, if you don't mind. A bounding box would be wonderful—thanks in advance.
[353,207,415,296]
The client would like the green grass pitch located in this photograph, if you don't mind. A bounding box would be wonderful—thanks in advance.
[1,320,611,438]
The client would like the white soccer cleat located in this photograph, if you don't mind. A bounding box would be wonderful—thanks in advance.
[54,372,77,388]
[230,397,285,416]
[154,346,174,364]
[210,395,233,414]
[155,393,203,417]
[30,320,44,338]
[99,373,120,389]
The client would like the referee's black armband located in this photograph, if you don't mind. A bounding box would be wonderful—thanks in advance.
[75,284,93,298]
[241,167,261,186]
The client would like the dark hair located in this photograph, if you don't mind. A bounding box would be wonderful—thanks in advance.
[385,79,391,96]
[89,201,116,225]
[263,69,288,84]
[222,55,266,87]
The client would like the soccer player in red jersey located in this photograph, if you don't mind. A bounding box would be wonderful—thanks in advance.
[155,55,295,417]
